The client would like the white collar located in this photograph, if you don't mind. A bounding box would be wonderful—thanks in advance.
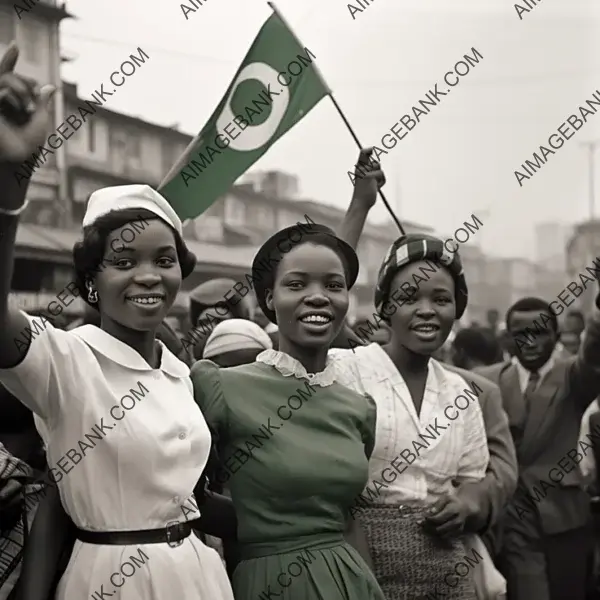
[71,325,189,378]
[256,349,337,387]
[512,354,555,393]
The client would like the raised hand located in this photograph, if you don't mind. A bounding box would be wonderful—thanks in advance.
[0,42,55,166]
[351,147,386,210]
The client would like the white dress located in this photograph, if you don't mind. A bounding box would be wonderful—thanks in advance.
[0,313,234,600]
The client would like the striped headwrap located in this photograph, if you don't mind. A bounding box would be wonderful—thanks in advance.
[374,233,468,319]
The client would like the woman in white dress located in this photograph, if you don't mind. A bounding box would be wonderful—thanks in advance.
[0,43,234,600]
[329,233,490,599]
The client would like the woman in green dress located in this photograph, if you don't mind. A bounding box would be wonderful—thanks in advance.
[191,222,385,600]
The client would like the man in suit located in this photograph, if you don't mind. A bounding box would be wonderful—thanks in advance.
[475,293,600,600]
[427,364,517,559]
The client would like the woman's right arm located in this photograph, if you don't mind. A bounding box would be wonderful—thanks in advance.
[337,147,385,251]
[0,43,56,369]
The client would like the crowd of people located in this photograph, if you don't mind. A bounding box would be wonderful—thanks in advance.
[0,41,599,600]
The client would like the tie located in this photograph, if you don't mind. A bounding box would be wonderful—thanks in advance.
[523,371,540,416]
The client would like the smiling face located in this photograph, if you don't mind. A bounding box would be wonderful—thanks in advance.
[265,243,349,349]
[94,219,182,332]
[387,260,456,355]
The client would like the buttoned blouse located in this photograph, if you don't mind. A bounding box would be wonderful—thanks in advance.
[329,344,489,505]
[0,313,207,530]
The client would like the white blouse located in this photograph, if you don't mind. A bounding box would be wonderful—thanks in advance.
[0,313,233,600]
[329,344,489,505]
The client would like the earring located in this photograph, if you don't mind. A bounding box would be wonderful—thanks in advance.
[86,281,98,304]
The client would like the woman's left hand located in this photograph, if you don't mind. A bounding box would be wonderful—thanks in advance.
[421,494,472,538]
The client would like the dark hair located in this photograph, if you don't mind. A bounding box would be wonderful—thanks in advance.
[73,208,196,309]
[453,327,502,365]
[505,296,558,333]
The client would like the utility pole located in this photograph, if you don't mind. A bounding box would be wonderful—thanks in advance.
[579,141,600,221]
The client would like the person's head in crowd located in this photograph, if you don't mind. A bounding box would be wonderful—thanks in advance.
[505,296,558,371]
[565,309,585,336]
[73,185,196,346]
[559,329,581,356]
[486,308,500,332]
[375,233,468,362]
[498,328,516,359]
[188,278,252,360]
[451,327,502,370]
[253,223,358,371]
[202,319,273,367]
[189,278,251,329]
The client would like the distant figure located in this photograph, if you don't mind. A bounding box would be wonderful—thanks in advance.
[202,319,273,367]
[566,309,586,337]
[560,329,581,356]
[451,327,502,370]
[188,278,252,360]
[486,308,501,336]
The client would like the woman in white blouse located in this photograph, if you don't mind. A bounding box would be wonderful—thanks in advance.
[0,44,233,600]
[330,233,490,599]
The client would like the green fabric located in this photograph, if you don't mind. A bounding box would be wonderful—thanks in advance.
[160,12,329,221]
[191,359,384,600]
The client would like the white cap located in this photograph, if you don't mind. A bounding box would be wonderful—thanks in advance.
[203,319,273,359]
[83,184,182,235]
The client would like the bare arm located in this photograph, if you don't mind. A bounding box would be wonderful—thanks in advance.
[337,147,386,251]
[0,44,56,368]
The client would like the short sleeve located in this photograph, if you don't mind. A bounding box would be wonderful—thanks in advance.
[360,393,377,459]
[190,359,228,437]
[0,312,78,424]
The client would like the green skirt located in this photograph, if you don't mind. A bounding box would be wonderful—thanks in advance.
[232,533,385,600]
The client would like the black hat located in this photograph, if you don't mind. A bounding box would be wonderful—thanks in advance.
[252,223,359,324]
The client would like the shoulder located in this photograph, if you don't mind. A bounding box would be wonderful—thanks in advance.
[473,361,506,381]
[442,362,498,394]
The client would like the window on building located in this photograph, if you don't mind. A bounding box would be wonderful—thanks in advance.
[129,134,141,158]
[87,119,96,153]
[224,196,246,226]
[20,21,42,63]
[0,8,15,45]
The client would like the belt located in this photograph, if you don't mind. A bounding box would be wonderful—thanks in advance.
[75,520,200,548]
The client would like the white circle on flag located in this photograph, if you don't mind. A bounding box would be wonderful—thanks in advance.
[216,62,290,152]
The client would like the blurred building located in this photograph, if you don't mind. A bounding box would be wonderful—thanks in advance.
[535,222,572,271]
[1,5,433,319]
[565,220,600,315]
[189,172,433,315]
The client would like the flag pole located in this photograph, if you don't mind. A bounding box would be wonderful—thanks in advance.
[267,1,405,234]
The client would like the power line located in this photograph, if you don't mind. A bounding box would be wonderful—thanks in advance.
[61,32,600,87]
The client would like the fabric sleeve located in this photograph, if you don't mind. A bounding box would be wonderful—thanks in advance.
[0,313,78,425]
[190,359,228,436]
[455,389,490,484]
[360,393,377,459]
[455,382,518,533]
[328,347,369,395]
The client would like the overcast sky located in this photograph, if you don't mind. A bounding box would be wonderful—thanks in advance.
[59,0,600,258]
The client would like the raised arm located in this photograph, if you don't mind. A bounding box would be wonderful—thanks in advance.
[337,147,385,250]
[0,43,56,369]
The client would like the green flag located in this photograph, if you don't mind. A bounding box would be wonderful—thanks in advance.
[159,12,330,220]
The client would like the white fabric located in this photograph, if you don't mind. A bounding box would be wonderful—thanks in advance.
[0,313,232,600]
[465,534,507,599]
[203,318,272,359]
[256,349,337,387]
[579,400,600,483]
[83,184,182,235]
[512,355,555,394]
[329,344,489,504]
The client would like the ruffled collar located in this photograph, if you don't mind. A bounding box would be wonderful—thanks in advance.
[256,349,337,387]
